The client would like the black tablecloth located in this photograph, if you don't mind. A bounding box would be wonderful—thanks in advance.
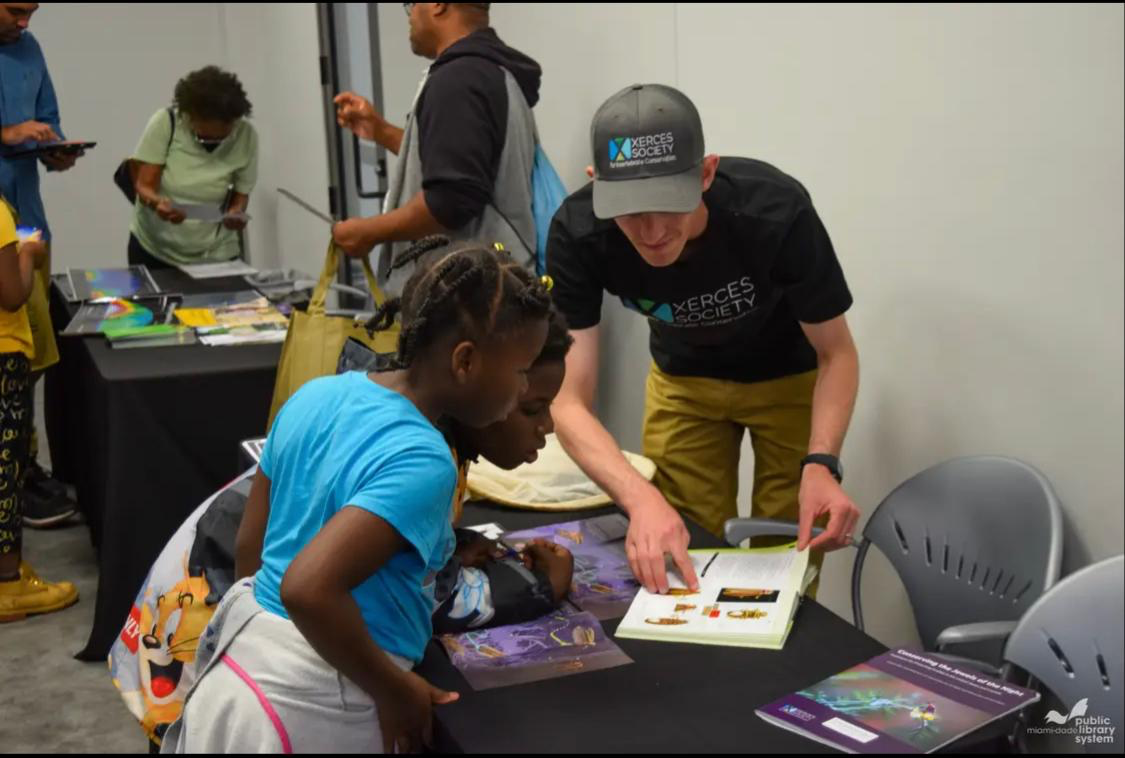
[419,501,888,754]
[43,268,281,661]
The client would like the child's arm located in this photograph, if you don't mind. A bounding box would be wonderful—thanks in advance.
[234,469,271,580]
[0,240,41,312]
[281,506,459,754]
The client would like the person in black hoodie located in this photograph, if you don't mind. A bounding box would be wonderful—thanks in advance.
[333,3,543,298]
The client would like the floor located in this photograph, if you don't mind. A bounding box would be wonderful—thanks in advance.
[0,383,145,753]
[0,517,147,753]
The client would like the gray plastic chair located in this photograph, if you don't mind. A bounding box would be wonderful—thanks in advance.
[1003,555,1124,754]
[725,456,1064,670]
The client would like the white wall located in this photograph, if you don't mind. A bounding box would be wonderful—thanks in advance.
[33,3,226,269]
[220,3,330,275]
[379,3,1125,647]
[32,3,330,276]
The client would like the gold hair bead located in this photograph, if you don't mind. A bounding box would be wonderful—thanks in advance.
[540,274,554,292]
[493,242,506,252]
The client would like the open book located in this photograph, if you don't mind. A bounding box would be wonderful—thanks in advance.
[615,544,815,650]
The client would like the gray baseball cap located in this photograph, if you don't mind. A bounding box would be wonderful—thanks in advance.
[591,84,705,219]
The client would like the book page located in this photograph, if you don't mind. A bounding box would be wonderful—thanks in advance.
[618,547,807,642]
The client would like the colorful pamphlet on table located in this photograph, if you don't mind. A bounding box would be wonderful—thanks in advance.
[756,648,1039,753]
[437,514,639,690]
[174,295,287,346]
[60,295,179,338]
[438,603,633,691]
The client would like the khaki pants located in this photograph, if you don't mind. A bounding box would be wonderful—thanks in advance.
[642,363,825,595]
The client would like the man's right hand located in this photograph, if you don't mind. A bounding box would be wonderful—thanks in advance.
[1,120,60,146]
[155,198,186,224]
[377,669,459,754]
[624,486,699,594]
[334,92,382,142]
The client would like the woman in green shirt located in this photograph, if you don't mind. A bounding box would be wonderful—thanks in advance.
[128,66,258,269]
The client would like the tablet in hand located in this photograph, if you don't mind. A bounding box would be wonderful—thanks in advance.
[16,226,42,243]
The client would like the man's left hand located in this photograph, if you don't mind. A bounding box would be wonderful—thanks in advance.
[40,150,81,172]
[797,463,861,552]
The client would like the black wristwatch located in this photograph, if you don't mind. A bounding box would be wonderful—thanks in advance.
[801,453,843,484]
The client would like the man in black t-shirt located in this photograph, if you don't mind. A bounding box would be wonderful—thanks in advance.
[547,85,861,596]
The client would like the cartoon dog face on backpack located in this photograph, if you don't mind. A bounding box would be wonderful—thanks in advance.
[137,556,216,734]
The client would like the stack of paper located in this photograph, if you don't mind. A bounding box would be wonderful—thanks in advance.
[175,297,288,346]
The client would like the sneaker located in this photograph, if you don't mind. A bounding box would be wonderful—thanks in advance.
[22,486,78,529]
[0,561,79,623]
[26,461,73,503]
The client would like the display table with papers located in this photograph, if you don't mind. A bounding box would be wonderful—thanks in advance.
[44,267,282,661]
[418,501,892,754]
[423,503,1023,753]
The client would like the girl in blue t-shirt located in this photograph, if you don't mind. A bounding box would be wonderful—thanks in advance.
[164,239,551,754]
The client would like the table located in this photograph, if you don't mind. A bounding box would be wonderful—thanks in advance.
[418,500,889,754]
[43,268,282,661]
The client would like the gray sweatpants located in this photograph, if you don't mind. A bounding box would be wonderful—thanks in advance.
[162,580,412,754]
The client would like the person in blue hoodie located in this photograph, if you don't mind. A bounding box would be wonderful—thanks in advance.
[0,3,82,529]
[332,2,543,297]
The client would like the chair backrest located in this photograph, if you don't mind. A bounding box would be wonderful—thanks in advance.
[858,456,1063,652]
[1004,555,1124,755]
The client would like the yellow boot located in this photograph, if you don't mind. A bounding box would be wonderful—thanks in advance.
[0,561,79,623]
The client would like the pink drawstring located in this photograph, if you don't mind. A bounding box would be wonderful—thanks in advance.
[221,654,293,754]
